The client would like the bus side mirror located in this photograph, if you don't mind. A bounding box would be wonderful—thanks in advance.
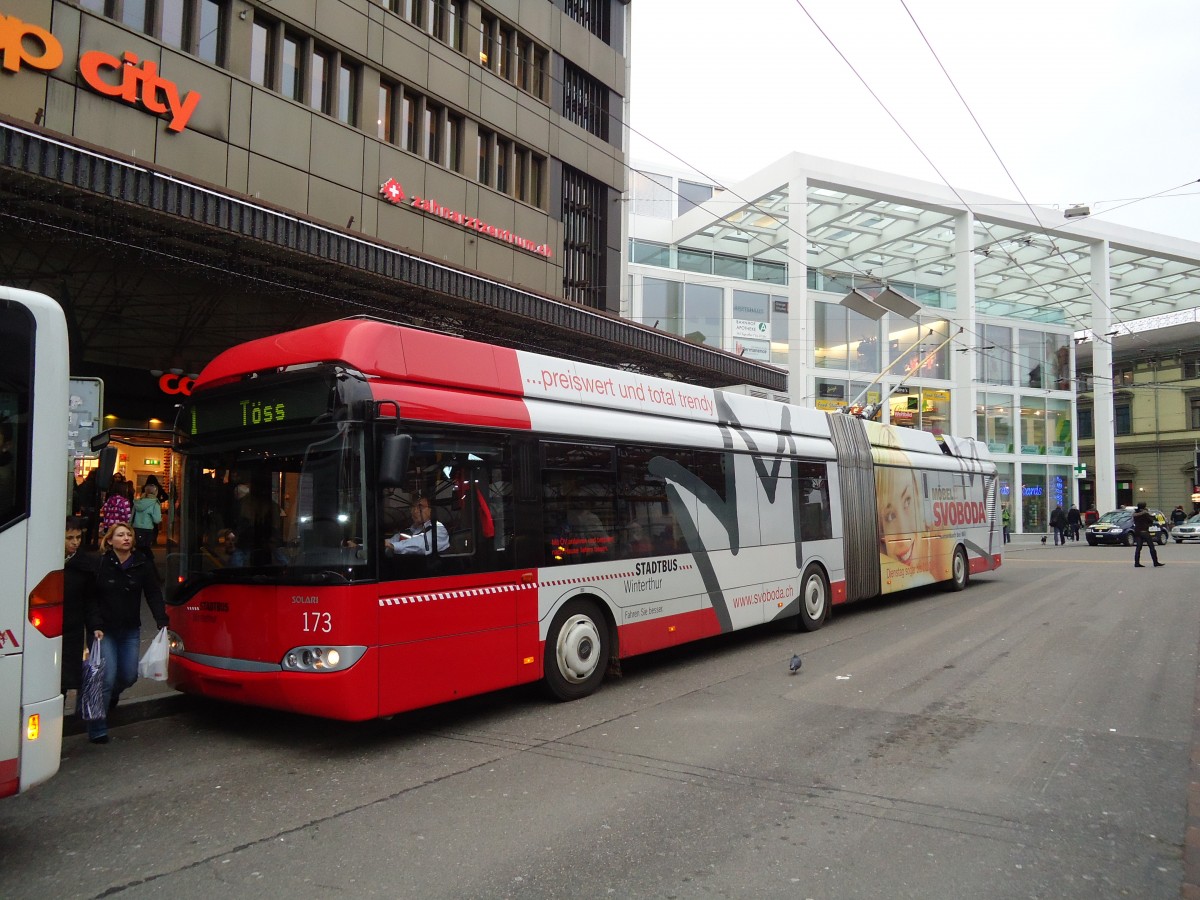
[379,434,411,488]
[96,447,118,491]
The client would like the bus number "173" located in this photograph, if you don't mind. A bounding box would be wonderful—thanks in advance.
[302,612,332,633]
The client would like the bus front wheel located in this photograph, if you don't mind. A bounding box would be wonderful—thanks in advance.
[544,599,609,701]
[797,564,829,632]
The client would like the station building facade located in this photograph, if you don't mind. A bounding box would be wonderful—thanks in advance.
[1,0,782,487]
[623,156,1200,534]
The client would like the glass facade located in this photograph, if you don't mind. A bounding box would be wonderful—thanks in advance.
[642,278,681,333]
[1020,396,1046,454]
[683,284,722,347]
[977,393,1014,454]
[887,317,949,380]
[980,324,1012,386]
[814,302,880,373]
[1021,463,1047,533]
[1046,398,1072,456]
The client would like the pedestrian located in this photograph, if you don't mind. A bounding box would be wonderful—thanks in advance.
[1132,502,1164,569]
[74,468,101,549]
[1171,505,1188,530]
[1049,503,1067,546]
[131,483,162,559]
[99,479,133,532]
[62,515,97,701]
[1066,503,1081,542]
[1001,503,1011,544]
[83,522,170,744]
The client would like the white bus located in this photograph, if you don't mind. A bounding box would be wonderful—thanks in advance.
[0,287,68,798]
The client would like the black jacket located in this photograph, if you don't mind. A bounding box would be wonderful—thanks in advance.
[63,551,99,690]
[85,549,169,633]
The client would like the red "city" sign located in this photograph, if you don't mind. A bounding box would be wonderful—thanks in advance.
[0,12,201,132]
[380,178,552,258]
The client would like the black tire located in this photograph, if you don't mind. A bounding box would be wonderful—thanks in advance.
[1086,537,1097,546]
[1158,531,1168,546]
[1176,539,1184,544]
[544,599,609,701]
[796,564,830,632]
[946,545,969,592]
[1121,532,1132,547]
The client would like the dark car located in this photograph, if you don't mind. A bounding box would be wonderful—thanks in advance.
[1085,508,1168,546]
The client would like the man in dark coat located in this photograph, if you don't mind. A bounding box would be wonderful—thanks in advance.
[63,516,97,697]
[1133,503,1164,569]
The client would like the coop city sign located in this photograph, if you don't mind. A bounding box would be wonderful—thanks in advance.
[0,12,201,132]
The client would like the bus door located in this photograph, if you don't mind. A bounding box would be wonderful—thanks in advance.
[376,434,531,713]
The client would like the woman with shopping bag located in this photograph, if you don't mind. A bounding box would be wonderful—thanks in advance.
[83,522,170,744]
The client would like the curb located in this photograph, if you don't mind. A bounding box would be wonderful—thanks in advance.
[64,690,191,737]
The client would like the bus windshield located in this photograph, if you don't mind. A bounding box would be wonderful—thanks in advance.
[172,424,369,589]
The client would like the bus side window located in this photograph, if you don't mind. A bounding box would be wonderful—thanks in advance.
[795,461,832,541]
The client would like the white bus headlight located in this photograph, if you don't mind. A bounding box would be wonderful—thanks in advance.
[281,645,366,673]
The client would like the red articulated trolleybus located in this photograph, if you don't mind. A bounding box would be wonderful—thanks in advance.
[164,318,1001,721]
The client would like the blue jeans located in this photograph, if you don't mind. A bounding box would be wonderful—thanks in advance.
[87,627,141,740]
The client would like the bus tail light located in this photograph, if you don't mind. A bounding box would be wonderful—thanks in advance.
[281,645,367,673]
[26,714,40,742]
[28,569,64,638]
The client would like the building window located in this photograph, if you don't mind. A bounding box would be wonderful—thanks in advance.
[336,60,356,124]
[753,260,787,285]
[684,284,723,348]
[630,240,669,267]
[1114,402,1132,436]
[446,113,463,172]
[479,13,548,102]
[563,62,609,142]
[677,248,712,274]
[250,20,272,85]
[678,180,713,216]
[424,101,443,163]
[495,138,511,194]
[561,166,608,308]
[713,253,747,279]
[771,297,788,365]
[164,0,226,63]
[403,91,419,153]
[980,324,1013,386]
[530,155,545,208]
[310,47,331,114]
[564,0,610,43]
[477,128,493,186]
[249,16,357,124]
[1078,406,1093,439]
[1113,364,1134,387]
[281,30,303,101]
[377,81,396,142]
[642,278,682,333]
[1191,397,1200,430]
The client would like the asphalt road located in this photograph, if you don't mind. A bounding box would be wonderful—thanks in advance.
[3,541,1198,899]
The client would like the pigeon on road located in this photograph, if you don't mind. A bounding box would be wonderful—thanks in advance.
[788,653,802,675]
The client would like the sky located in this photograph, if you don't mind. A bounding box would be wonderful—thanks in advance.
[628,0,1200,244]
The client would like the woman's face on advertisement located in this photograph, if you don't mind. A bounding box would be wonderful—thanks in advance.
[879,473,920,563]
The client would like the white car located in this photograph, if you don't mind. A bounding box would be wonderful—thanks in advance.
[1173,513,1200,543]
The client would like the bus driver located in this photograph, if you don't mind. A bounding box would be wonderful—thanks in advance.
[385,498,450,556]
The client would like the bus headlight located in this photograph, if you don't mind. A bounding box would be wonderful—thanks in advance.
[281,645,366,673]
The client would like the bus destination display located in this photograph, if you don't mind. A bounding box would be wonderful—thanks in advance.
[186,381,332,435]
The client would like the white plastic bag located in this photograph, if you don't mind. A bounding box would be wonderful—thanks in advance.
[138,627,170,682]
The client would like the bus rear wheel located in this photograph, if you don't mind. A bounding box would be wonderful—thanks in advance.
[947,545,969,592]
[544,599,609,701]
[797,564,829,632]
